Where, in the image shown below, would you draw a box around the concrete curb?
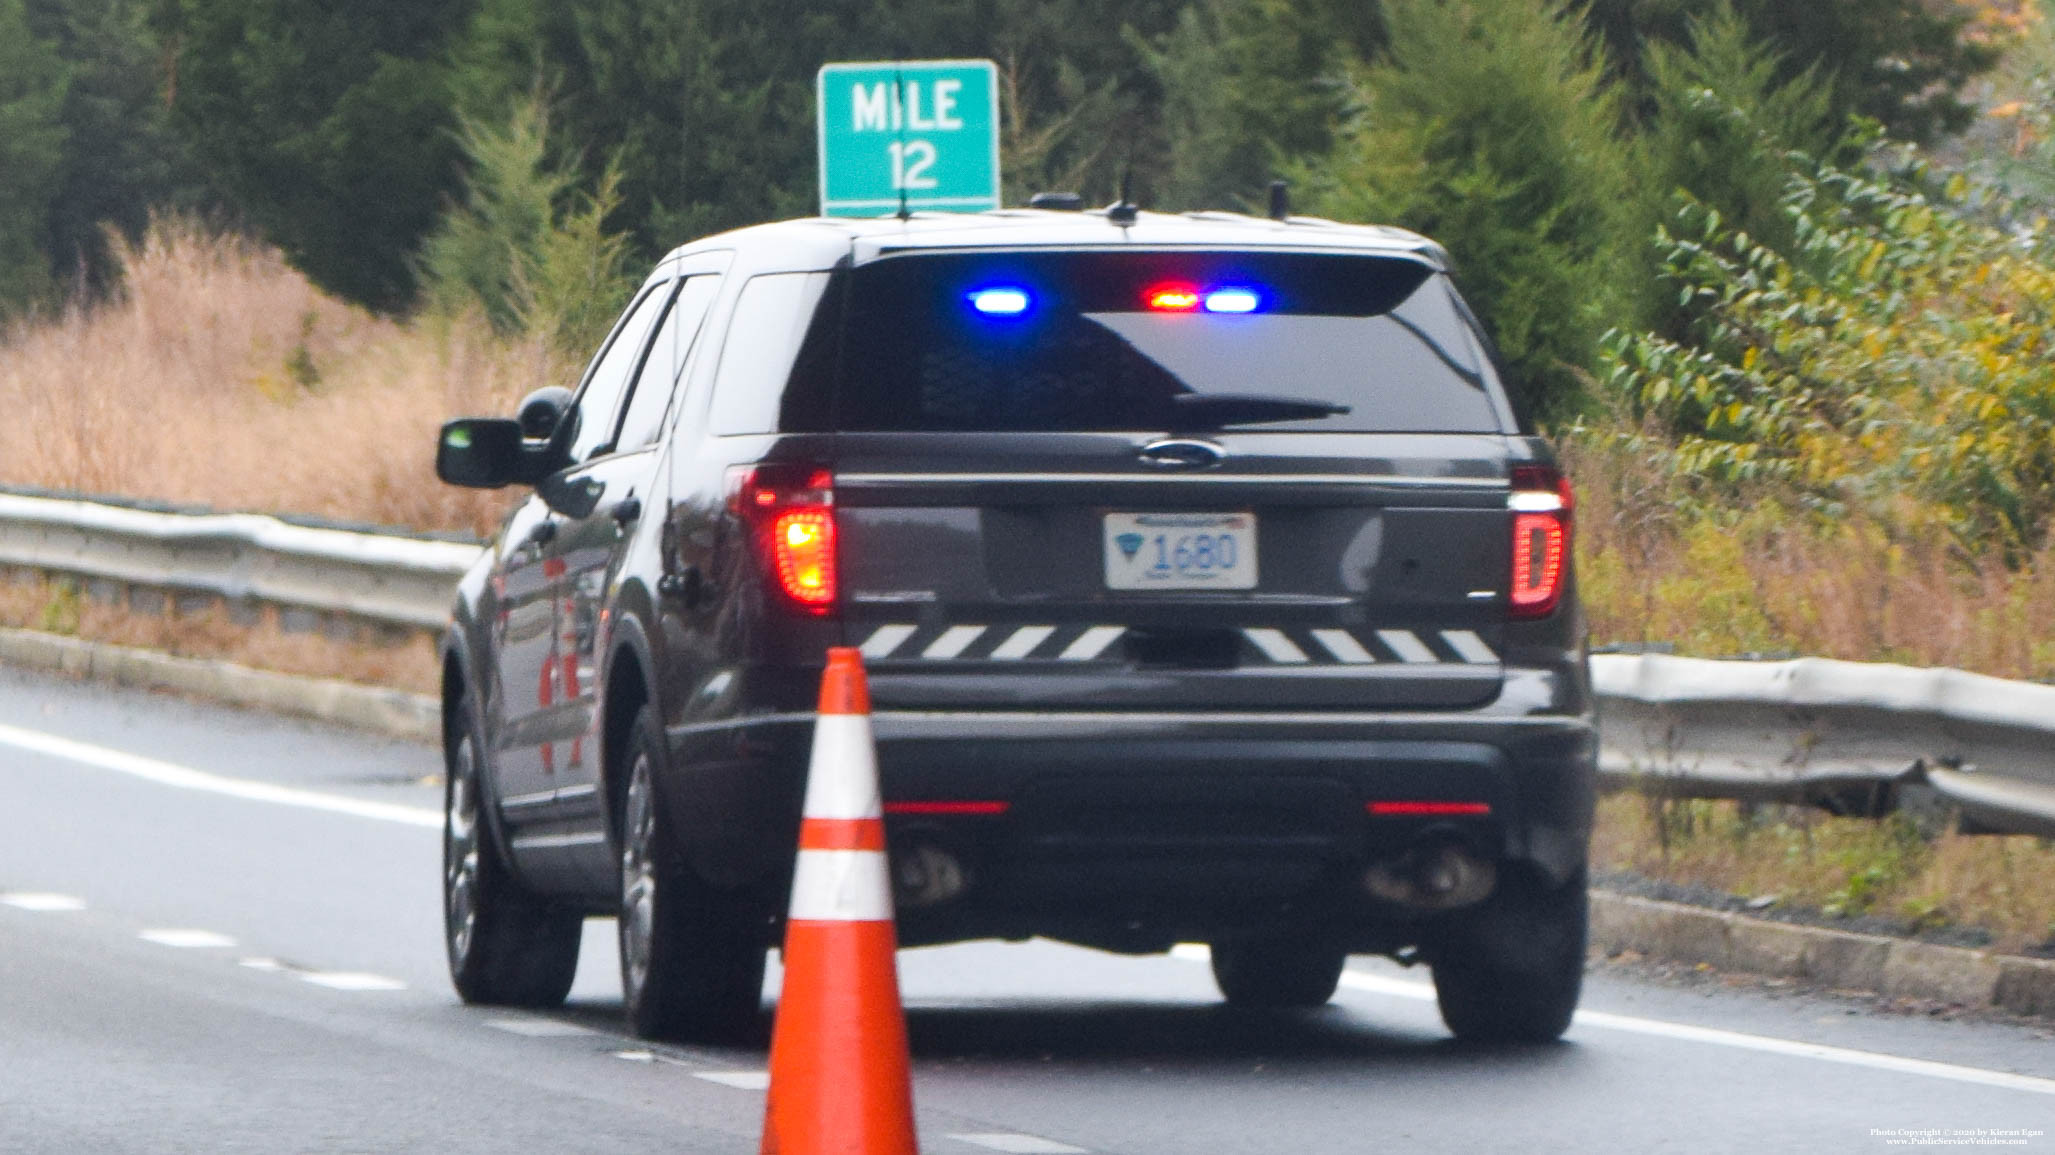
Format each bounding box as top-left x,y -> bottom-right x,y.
0,628 -> 438,744
1591,891 -> 2055,1021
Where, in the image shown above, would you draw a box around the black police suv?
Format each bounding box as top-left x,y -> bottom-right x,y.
434,207 -> 1596,1043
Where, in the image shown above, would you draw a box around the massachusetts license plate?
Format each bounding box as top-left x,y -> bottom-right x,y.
1103,512 -> 1257,590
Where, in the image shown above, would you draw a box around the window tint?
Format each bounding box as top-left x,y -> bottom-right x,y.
616,275 -> 721,450
824,252 -> 1507,434
708,273 -> 832,435
568,282 -> 672,462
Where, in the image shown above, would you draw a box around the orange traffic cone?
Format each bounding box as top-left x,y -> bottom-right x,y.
761,647 -> 918,1155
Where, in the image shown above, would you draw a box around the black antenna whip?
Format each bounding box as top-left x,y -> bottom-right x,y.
895,65 -> 911,221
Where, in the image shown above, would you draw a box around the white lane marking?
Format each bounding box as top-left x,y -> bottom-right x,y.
989,625 -> 1056,661
613,1050 -> 658,1063
301,971 -> 407,992
923,625 -> 988,660
1058,626 -> 1126,661
239,957 -> 286,972
486,1017 -> 596,1038
1330,970 -> 2055,1097
0,721 -> 441,829
1439,630 -> 1499,665
859,624 -> 918,659
1169,943 -> 1210,962
1376,630 -> 1439,664
139,929 -> 236,949
693,1070 -> 771,1091
1241,628 -> 1309,664
1310,629 -> 1376,665
949,1135 -> 1089,1154
1,892 -> 86,912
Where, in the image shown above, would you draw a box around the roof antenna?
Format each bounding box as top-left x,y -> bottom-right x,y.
895,66 -> 911,221
1268,180 -> 1290,222
1106,160 -> 1138,227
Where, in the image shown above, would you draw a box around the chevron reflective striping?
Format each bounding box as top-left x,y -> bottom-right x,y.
1376,630 -> 1439,664
858,624 -> 918,659
922,625 -> 987,659
1058,625 -> 1126,661
1440,630 -> 1499,665
1310,629 -> 1376,665
989,625 -> 1056,660
1241,628 -> 1309,664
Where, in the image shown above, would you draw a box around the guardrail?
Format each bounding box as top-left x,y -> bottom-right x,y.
2,491 -> 2050,836
1593,653 -> 2055,839
0,491 -> 484,632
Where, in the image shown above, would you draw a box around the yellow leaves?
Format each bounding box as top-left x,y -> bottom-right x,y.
1990,101 -> 2028,119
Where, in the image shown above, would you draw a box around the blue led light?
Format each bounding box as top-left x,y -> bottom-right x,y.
1203,287 -> 1262,314
969,287 -> 1032,316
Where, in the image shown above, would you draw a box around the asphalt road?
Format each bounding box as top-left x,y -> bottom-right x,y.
3,665 -> 2052,1154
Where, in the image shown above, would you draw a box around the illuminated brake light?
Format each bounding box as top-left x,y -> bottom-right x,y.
1368,801 -> 1492,817
726,464 -> 837,614
1509,465 -> 1573,619
1203,287 -> 1261,314
1146,285 -> 1201,311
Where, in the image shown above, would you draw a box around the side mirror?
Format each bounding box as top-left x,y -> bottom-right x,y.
435,419 -> 527,488
518,386 -> 576,441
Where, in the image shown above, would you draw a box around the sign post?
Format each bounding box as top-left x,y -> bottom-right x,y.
816,59 -> 1000,217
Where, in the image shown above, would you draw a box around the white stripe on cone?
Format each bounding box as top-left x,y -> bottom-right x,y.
801,715 -> 881,820
788,848 -> 894,922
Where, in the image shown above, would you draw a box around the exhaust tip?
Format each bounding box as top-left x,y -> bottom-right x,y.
891,841 -> 970,908
1364,841 -> 1496,911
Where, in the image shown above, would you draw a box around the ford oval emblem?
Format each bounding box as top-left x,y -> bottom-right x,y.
1137,438 -> 1227,470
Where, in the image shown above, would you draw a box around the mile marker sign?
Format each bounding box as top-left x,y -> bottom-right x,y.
817,60 -> 1000,216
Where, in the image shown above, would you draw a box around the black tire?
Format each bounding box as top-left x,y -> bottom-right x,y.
1429,867 -> 1588,1043
617,705 -> 767,1042
443,697 -> 582,1007
1210,938 -> 1348,1008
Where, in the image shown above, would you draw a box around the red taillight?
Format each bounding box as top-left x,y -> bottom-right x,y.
727,464 -> 837,614
1368,801 -> 1492,817
1509,464 -> 1572,620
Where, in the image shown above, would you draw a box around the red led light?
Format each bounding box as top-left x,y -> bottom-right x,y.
884,801 -> 1011,816
1368,801 -> 1493,817
1146,284 -> 1201,311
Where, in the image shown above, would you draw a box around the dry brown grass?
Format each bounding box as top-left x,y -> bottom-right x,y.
0,216 -> 558,538
1593,793 -> 2055,955
0,572 -> 439,696
1565,434 -> 2055,680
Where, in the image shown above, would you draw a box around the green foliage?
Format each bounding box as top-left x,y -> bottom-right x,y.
1141,0 -> 1377,212
166,0 -> 470,309
1586,0 -> 2001,142
0,0 -> 69,317
1307,0 -> 1633,420
26,0 -> 199,298
1633,2 -> 1839,307
418,93 -> 633,355
1601,158 -> 2055,553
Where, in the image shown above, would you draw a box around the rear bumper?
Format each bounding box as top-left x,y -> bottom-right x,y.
667,689 -> 1596,946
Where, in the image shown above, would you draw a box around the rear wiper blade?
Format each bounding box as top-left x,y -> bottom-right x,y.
1169,393 -> 1352,428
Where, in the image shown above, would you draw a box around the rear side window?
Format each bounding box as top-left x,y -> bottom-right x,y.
822,251 -> 1508,434
708,273 -> 832,435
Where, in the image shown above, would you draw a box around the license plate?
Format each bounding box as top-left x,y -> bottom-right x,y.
1103,512 -> 1257,590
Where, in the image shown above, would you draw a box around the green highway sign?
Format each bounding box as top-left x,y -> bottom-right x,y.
816,59 -> 1000,216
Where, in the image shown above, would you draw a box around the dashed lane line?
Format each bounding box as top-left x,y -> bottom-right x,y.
299,971 -> 408,992
0,892 -> 86,912
948,1135 -> 1090,1154
0,720 -> 441,829
693,1071 -> 771,1091
486,1017 -> 598,1038
139,929 -> 237,949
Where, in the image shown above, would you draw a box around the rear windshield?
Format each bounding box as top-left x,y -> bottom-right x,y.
794,250 -> 1508,435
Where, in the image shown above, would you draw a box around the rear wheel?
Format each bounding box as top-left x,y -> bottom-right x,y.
443,698 -> 581,1006
618,705 -> 767,1042
1429,867 -> 1587,1043
1210,938 -> 1348,1008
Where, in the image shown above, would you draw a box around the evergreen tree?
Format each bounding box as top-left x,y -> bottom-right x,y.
1308,0 -> 1632,420
0,0 -> 68,316
166,0 -> 472,309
